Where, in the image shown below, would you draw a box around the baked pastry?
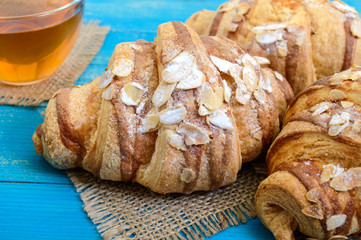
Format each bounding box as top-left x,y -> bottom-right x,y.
33,21 -> 292,194
186,0 -> 361,94
255,65 -> 361,239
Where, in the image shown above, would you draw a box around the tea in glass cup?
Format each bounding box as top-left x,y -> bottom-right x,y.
0,0 -> 84,85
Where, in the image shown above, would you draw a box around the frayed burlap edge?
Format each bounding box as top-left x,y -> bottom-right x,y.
67,164 -> 266,240
0,21 -> 110,106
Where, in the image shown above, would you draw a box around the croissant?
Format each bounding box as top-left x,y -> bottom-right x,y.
255,65 -> 361,239
32,21 -> 293,194
186,0 -> 361,94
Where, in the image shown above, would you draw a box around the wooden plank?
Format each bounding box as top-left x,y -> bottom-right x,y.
0,182 -> 100,239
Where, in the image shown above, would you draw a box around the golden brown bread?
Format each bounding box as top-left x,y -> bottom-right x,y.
255,65 -> 361,239
33,21 -> 292,194
186,0 -> 361,94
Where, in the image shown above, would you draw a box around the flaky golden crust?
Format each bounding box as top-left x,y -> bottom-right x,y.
255,66 -> 361,239
186,0 -> 361,94
33,21 -> 292,194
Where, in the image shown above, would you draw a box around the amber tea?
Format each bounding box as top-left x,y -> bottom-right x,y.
0,0 -> 83,85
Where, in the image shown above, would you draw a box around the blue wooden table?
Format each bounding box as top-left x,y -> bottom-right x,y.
1,0 -> 361,239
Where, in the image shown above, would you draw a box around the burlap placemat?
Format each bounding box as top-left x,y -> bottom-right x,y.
67,164 -> 267,240
0,21 -> 110,106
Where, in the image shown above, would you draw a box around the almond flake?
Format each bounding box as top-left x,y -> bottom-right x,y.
329,235 -> 348,240
306,188 -> 319,203
102,86 -> 112,100
162,52 -> 195,83
330,167 -> 361,191
229,64 -> 243,83
328,123 -> 350,136
254,56 -> 270,66
177,123 -> 210,146
112,59 -> 134,77
331,0 -> 358,16
120,82 -> 145,106
222,80 -> 232,102
159,104 -> 187,125
130,44 -> 141,51
98,69 -> 114,89
136,98 -> 149,115
255,30 -> 283,45
198,85 -> 223,111
277,41 -> 288,57
310,102 -> 332,116
176,68 -> 205,90
320,164 -> 337,184
241,53 -> 259,68
253,24 -> 287,31
210,55 -> 233,73
236,2 -> 250,15
341,101 -> 354,109
329,112 -> 350,126
152,82 -> 176,108
302,205 -> 323,220
350,71 -> 361,80
253,89 -> 267,104
329,89 -> 346,100
138,113 -> 160,133
351,20 -> 361,38
180,168 -> 196,183
166,130 -> 186,151
228,23 -> 238,32
198,105 -> 213,116
243,65 -> 258,92
274,71 -> 284,81
217,2 -> 235,12
260,75 -> 273,93
326,214 -> 347,231
253,130 -> 263,141
236,88 -> 252,105
208,110 -> 233,130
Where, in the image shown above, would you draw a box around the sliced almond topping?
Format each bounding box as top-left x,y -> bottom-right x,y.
112,59 -> 134,77
243,65 -> 258,92
320,164 -> 337,184
208,110 -> 233,130
254,56 -> 270,66
217,2 -> 235,12
260,75 -> 273,93
180,168 -> 196,183
329,235 -> 348,240
102,86 -> 112,100
176,68 -> 205,90
306,188 -> 319,203
329,89 -> 347,100
162,52 -> 195,83
236,88 -> 252,105
210,55 -> 233,73
330,167 -> 361,191
326,214 -> 347,231
328,123 -> 350,136
236,2 -> 250,15
350,71 -> 361,80
198,105 -> 213,116
166,130 -> 186,151
331,0 -> 358,16
277,41 -> 288,57
241,53 -> 259,68
152,82 -> 176,108
177,123 -> 210,146
229,63 -> 243,83
310,102 -> 332,116
136,98 -> 149,115
229,23 -> 239,32
198,84 -> 223,111
222,80 -> 232,103
253,130 -> 263,141
274,71 -> 284,81
159,104 -> 187,125
329,112 -> 350,126
120,82 -> 145,106
302,205 -> 323,220
98,69 -> 114,89
253,89 -> 267,104
255,30 -> 283,45
138,113 -> 160,133
130,44 -> 141,51
351,20 -> 361,38
253,24 -> 287,31
341,101 -> 354,109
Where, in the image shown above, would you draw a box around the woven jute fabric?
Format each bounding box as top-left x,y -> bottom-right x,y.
67,164 -> 266,240
0,21 -> 110,106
